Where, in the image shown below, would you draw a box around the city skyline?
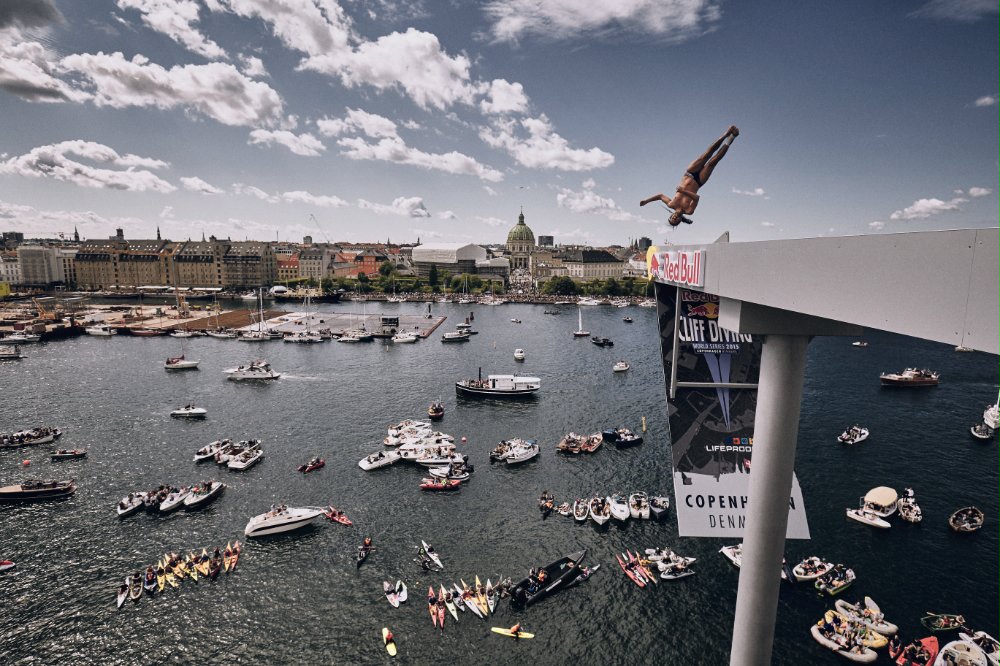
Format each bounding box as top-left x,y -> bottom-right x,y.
0,1 -> 997,246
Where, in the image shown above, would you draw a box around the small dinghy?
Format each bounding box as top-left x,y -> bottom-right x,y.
50,449 -> 87,461
513,348 -> 525,360
835,596 -> 899,635
970,423 -> 994,440
608,493 -> 630,521
792,556 -> 834,582
384,580 -> 400,608
428,401 -> 445,421
838,425 -> 869,445
846,507 -> 891,529
589,496 -> 611,525
612,360 -> 630,373
420,478 -> 461,491
128,574 -> 143,601
921,612 -> 967,632
889,634 -> 938,665
572,498 -> 589,522
297,457 -> 325,473
194,439 -> 232,462
815,565 -> 856,596
1,559 -> 16,572
629,491 -> 650,519
170,405 -> 207,418
649,495 -> 670,520
555,502 -> 572,517
183,481 -> 225,509
949,506 -> 984,533
811,615 -> 878,663
898,488 -> 924,523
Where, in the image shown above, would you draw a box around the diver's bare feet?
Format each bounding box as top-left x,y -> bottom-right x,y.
728,125 -> 740,137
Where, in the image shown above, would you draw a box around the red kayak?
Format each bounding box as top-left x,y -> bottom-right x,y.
616,553 -> 645,588
0,559 -> 14,572
428,586 -> 438,628
324,506 -> 353,525
420,478 -> 461,491
890,636 -> 939,665
297,458 -> 325,473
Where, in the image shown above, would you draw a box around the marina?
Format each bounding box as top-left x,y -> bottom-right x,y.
0,301 -> 996,664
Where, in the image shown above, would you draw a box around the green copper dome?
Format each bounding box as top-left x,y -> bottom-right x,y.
506,212 -> 535,244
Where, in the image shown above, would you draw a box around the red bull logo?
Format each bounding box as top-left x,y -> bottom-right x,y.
648,249 -> 704,287
686,302 -> 719,319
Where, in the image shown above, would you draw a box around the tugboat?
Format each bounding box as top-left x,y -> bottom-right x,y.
879,368 -> 939,387
590,336 -> 614,347
0,479 -> 77,502
428,401 -> 445,421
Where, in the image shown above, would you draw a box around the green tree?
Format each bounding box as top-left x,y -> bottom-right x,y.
428,264 -> 438,287
378,260 -> 394,277
605,278 -> 622,296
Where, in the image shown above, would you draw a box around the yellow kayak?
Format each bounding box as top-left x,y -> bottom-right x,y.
186,553 -> 199,581
382,628 -> 397,657
491,627 -> 534,639
156,566 -> 165,592
223,541 -> 233,572
475,575 -> 489,615
197,548 -> 211,576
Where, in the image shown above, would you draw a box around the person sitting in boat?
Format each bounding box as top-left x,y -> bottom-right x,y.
888,634 -> 901,657
363,537 -> 372,548
509,623 -> 523,639
537,569 -> 548,583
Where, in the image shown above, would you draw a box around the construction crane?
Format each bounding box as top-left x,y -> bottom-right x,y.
32,297 -> 62,320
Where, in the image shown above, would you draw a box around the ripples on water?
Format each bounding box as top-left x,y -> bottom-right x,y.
0,303 -> 996,665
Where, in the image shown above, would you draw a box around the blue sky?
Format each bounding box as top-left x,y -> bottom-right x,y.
0,0 -> 996,246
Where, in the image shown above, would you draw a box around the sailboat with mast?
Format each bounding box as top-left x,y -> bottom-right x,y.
238,288 -> 273,342
573,307 -> 590,337
284,291 -> 323,343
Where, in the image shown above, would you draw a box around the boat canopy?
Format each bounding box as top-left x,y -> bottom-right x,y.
864,486 -> 898,508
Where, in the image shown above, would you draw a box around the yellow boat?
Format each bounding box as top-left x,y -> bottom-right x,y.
196,548 -> 211,576
156,564 -> 165,592
475,575 -> 489,616
223,541 -> 233,572
185,554 -> 199,581
821,610 -> 888,649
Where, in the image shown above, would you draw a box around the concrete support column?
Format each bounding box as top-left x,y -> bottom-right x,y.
730,334 -> 810,666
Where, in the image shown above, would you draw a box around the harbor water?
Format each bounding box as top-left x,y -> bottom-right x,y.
1,302 -> 996,665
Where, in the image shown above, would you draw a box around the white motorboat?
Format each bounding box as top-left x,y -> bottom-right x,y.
391,332 -> 418,343
573,308 -> 590,337
720,543 -> 788,579
388,419 -> 431,436
629,491 -> 650,519
985,397 -> 999,430
860,486 -> 898,518
455,322 -> 472,330
205,328 -> 238,339
608,494 -> 630,521
513,348 -> 526,361
398,443 -> 457,461
358,450 -> 401,471
837,426 -> 869,444
158,487 -> 190,513
414,452 -> 464,467
244,506 -> 324,537
834,597 -> 899,635
283,331 -> 323,344
846,507 -> 891,528
577,297 -> 601,306
442,330 -> 471,342
85,324 -> 117,336
194,439 -> 233,462
646,548 -> 697,567
183,481 -> 225,509
649,495 -> 670,520
337,333 -> 362,343
852,341 -> 869,347
215,439 -> 259,464
240,291 -> 259,301
792,556 -> 834,582
935,640 -> 990,666
228,447 -> 264,470
427,465 -> 471,481
164,355 -> 200,370
637,299 -> 656,308
971,423 -> 994,440
224,360 -> 281,380
3,332 -> 40,343
958,632 -> 999,666
613,360 -> 630,373
238,330 -> 271,342
171,405 -> 207,418
116,492 -> 147,518
589,496 -> 611,525
170,330 -> 199,338
505,441 -> 539,465
456,372 -> 540,398
898,489 -> 924,523
0,345 -> 24,360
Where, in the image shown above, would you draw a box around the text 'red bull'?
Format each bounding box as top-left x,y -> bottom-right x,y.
654,250 -> 704,287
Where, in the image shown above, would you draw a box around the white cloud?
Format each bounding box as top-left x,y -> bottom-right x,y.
968,187 -> 992,197
214,0 -> 353,62
0,29 -> 89,102
480,114 -> 614,171
0,198 -> 144,237
733,186 -> 767,197
760,221 -> 776,228
238,54 -> 268,78
232,182 -> 279,203
556,179 -> 642,222
974,95 -> 996,107
483,185 -> 498,196
58,51 -> 284,128
180,175 -> 223,194
116,0 -> 227,60
281,190 -> 348,207
868,221 -> 885,230
480,78 -> 528,115
475,216 -> 507,227
484,0 -> 722,43
911,0 -> 997,22
889,196 -> 967,220
159,205 -> 174,219
437,210 -> 457,220
317,107 -> 399,139
248,129 -> 325,156
358,196 -> 430,217
338,135 -> 504,182
411,227 -> 443,239
0,140 -> 175,192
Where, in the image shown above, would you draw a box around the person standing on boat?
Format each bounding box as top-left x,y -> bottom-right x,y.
640,125 -> 740,226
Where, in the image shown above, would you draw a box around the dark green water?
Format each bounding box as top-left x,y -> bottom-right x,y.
0,302 -> 996,664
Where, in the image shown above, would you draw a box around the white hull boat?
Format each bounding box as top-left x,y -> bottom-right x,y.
834,597 -> 898,635
958,632 -> 999,666
935,640 -> 989,666
165,356 -> 199,370
184,481 -> 225,509
629,492 -> 650,519
391,333 -> 418,343
224,362 -> 281,380
117,492 -> 147,517
513,348 -> 526,361
589,497 -> 611,525
86,325 -> 117,336
609,494 -> 630,521
846,508 -> 891,528
505,442 -> 539,464
572,499 -> 589,522
159,488 -> 190,513
228,449 -> 264,470
792,556 -> 834,582
171,406 -> 207,418
613,361 -> 630,373
721,544 -> 788,579
244,506 -> 323,537
415,453 -> 464,467
837,426 -> 869,444
194,439 -> 233,462
358,450 -> 401,470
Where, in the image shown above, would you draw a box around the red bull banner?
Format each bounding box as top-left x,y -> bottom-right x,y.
647,248 -> 704,287
655,279 -> 810,538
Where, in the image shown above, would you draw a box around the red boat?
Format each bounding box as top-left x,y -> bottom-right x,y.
323,506 -> 352,525
879,368 -> 940,387
890,635 -> 938,665
615,553 -> 646,588
297,458 -> 325,473
420,478 -> 461,491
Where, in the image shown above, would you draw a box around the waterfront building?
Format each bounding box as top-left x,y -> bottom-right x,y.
411,243 -> 487,278
299,245 -> 338,281
277,253 -> 300,283
172,239 -> 229,287
56,247 -> 78,288
475,256 -> 511,282
16,244 -> 63,287
222,241 -> 277,289
115,238 -> 170,288
0,251 -> 21,286
505,211 -> 535,271
560,249 -> 626,281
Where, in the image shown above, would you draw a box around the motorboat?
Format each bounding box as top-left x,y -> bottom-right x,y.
814,565 -> 856,596
183,481 -> 225,509
629,491 -> 650,519
244,505 -> 324,537
388,419 -> 431,437
358,450 -> 401,470
116,492 -> 146,517
205,328 -> 238,339
623,316 -> 633,323
984,398 -> 999,430
837,425 -> 869,444
949,506 -> 984,533
456,371 -> 540,398
591,336 -> 614,347
283,331 -> 323,344
194,439 -> 233,462
223,360 -> 281,381
846,507 -> 891,528
577,297 -> 601,306
158,487 -> 190,513
0,345 -> 24,360
834,597 -> 899,635
608,494 -> 630,521
228,447 -> 264,470
427,465 -> 471,482
649,495 -> 670,520
612,360 -> 630,372
441,330 -> 471,343
510,549 -> 587,606
489,438 -> 528,462
602,427 -> 643,448
50,449 -> 87,461
170,405 -> 207,418
392,332 -> 418,343
85,324 -> 117,336
637,299 -> 656,308
971,423 -> 994,440
170,329 -> 201,338
505,440 -> 539,465
1,426 -> 61,448
852,341 -> 869,347
297,457 -> 325,473
890,636 -> 939,665
513,348 -> 526,361
935,640 -> 990,666
958,632 -> 998,666
860,486 -> 898,518
215,439 -> 260,464
3,332 -> 40,343
164,355 -> 200,370
879,368 -> 940,387
792,556 -> 834,582
898,488 -> 923,523
720,544 -> 789,580
414,452 -> 464,467
589,496 -> 611,525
